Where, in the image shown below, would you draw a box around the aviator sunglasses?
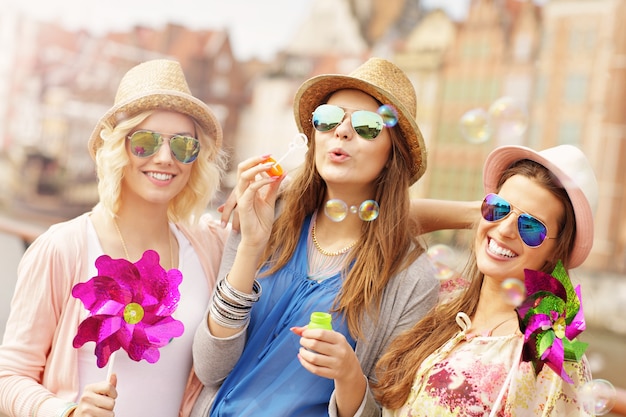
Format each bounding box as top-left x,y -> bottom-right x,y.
127,130 -> 201,164
312,104 -> 386,140
481,193 -> 556,247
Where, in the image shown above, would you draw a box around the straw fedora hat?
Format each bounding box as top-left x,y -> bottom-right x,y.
483,144 -> 598,269
293,57 -> 427,184
88,59 -> 222,160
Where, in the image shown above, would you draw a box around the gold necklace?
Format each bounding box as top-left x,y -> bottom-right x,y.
311,217 -> 358,257
113,218 -> 175,270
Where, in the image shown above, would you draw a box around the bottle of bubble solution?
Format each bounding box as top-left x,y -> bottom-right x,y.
308,312 -> 333,330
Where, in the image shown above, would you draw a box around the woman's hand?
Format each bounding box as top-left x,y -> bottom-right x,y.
72,374 -> 118,416
218,189 -> 239,230
291,326 -> 367,416
231,155 -> 285,248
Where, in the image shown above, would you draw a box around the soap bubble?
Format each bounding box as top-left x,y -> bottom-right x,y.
324,199 -> 348,222
432,261 -> 456,280
501,278 -> 526,307
579,379 -> 616,415
459,108 -> 491,144
378,105 -> 398,127
358,200 -> 380,221
427,244 -> 455,265
488,97 -> 528,142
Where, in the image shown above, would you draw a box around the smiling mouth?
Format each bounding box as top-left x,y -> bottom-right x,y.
147,172 -> 173,181
488,237 -> 517,258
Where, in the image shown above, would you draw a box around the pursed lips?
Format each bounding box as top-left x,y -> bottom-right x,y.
328,147 -> 350,162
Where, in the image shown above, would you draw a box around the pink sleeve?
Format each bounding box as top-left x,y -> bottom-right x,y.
0,217 -> 86,417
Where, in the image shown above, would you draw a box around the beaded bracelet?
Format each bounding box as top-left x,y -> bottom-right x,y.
209,302 -> 250,328
208,275 -> 262,328
220,276 -> 262,305
212,290 -> 251,319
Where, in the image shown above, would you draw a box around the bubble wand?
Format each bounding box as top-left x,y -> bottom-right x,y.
265,133 -> 308,177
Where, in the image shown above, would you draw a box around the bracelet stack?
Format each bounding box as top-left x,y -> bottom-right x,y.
210,275 -> 262,328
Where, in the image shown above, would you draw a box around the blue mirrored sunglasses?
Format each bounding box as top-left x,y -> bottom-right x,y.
481,193 -> 556,247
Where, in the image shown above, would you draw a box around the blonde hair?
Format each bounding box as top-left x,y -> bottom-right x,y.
94,110 -> 227,224
260,120 -> 424,339
373,159 -> 577,409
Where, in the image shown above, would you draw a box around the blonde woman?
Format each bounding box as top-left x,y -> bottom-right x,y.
0,60 -> 228,417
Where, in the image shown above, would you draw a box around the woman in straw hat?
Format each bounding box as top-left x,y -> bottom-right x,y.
0,59 -> 228,416
190,57 -> 445,417
373,144 -> 598,416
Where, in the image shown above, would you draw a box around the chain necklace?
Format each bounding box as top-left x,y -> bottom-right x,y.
311,215 -> 358,257
113,217 -> 174,270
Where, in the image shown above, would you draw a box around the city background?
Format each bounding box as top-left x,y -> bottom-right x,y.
1,0 -> 625,415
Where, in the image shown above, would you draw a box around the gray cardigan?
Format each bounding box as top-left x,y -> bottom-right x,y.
190,231 -> 439,417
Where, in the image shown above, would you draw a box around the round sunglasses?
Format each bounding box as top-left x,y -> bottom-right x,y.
127,130 -> 201,164
481,193 -> 556,247
312,104 -> 384,140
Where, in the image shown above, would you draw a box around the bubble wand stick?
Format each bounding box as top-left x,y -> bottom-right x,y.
265,133 -> 308,177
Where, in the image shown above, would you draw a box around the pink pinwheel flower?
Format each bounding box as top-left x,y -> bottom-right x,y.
515,260 -> 587,383
72,250 -> 184,368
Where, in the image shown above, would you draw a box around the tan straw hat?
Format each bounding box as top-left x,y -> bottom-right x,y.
483,144 -> 598,269
88,59 -> 222,160
293,57 -> 427,184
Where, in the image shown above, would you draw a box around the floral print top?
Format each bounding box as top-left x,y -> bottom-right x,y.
384,313 -> 593,417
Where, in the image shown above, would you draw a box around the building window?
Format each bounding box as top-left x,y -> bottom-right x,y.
534,75 -> 547,101
557,122 -> 581,145
430,164 -> 482,201
569,29 -> 596,53
564,74 -> 588,103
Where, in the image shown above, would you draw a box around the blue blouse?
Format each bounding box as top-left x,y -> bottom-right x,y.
210,216 -> 356,416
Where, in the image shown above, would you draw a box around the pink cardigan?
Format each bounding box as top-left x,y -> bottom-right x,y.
0,212 -> 227,417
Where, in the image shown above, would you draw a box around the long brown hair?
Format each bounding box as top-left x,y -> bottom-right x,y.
259,118 -> 423,339
373,159 -> 577,409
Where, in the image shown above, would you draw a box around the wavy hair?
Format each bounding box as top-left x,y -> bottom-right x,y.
94,110 -> 227,225
259,114 -> 424,339
373,159 -> 577,410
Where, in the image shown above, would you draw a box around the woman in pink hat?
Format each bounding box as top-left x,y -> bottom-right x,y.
0,59 -> 229,417
372,144 -> 599,416
188,57 -> 475,417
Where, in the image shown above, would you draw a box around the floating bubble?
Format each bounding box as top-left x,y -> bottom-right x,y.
324,199 -> 348,222
427,244 -> 455,265
378,105 -> 399,127
501,278 -> 526,307
488,97 -> 528,142
433,261 -> 456,280
358,200 -> 380,221
459,108 -> 491,144
579,379 -> 616,415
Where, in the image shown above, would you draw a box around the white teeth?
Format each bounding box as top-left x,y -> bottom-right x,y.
147,172 -> 173,181
488,239 -> 516,258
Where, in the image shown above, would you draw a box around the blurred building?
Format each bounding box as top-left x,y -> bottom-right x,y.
0,15 -> 247,221
377,0 -> 626,273
1,0 -> 625,274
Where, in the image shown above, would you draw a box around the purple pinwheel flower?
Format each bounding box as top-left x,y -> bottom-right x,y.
515,260 -> 588,383
72,250 -> 184,368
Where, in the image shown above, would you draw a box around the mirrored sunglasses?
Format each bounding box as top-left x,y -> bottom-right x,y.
481,193 -> 555,247
127,130 -> 200,164
312,104 -> 384,140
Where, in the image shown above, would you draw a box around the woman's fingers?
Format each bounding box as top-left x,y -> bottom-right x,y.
74,377 -> 117,416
